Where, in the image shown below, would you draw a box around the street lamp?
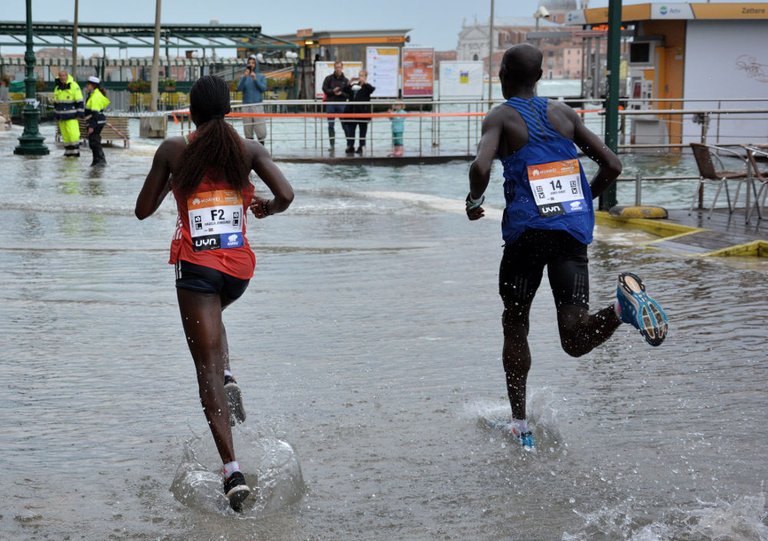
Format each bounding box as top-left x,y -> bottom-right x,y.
533,5 -> 551,31
14,0 -> 49,156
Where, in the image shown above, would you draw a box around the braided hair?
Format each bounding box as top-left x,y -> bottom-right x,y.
172,75 -> 250,194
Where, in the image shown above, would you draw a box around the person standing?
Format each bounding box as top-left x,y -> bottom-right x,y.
83,76 -> 110,167
345,69 -> 375,154
322,60 -> 350,152
53,70 -> 84,157
466,44 -> 668,451
237,54 -> 268,145
387,102 -> 406,157
135,75 -> 294,512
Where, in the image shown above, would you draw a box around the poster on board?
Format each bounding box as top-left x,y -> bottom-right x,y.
402,48 -> 434,98
314,61 -> 363,99
366,47 -> 400,98
438,61 -> 484,98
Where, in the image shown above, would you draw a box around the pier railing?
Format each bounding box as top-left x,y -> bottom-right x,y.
155,97 -> 768,159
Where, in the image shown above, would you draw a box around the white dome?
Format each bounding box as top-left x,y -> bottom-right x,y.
539,0 -> 578,11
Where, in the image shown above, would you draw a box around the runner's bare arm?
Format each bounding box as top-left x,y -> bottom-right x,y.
565,106 -> 622,199
469,110 -> 504,200
467,109 -> 505,220
135,139 -> 176,219
249,141 -> 294,218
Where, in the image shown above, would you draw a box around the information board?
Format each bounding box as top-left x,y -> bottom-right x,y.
314,61 -> 363,99
438,61 -> 484,98
366,47 -> 400,98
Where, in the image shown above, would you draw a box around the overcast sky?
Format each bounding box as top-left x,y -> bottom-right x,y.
1,0 -> 753,52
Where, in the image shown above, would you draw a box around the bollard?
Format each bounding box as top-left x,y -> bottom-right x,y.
139,116 -> 167,138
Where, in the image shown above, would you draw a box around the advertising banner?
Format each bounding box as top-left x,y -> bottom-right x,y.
366,47 -> 400,98
402,48 -> 434,98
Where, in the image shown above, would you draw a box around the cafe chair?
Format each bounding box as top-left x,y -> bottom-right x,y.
744,146 -> 768,223
689,143 -> 750,219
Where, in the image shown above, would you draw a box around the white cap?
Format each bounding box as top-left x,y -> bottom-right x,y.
249,54 -> 258,60
88,76 -> 100,84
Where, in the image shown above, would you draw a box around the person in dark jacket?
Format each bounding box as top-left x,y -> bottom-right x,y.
345,70 -> 375,154
321,61 -> 349,152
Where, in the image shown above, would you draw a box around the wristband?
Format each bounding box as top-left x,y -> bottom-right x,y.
465,193 -> 485,211
265,200 -> 274,216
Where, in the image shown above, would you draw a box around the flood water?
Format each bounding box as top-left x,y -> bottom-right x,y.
1,123 -> 767,540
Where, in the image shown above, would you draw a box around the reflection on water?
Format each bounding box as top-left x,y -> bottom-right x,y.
0,127 -> 766,540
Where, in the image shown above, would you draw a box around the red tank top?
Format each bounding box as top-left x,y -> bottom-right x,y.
169,174 -> 256,280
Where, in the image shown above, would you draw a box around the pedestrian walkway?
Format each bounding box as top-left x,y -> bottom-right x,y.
598,208 -> 767,257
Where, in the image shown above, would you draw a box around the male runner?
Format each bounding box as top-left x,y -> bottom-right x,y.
466,44 -> 668,450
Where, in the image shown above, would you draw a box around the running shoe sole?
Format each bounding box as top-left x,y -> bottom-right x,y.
617,272 -> 669,347
225,484 -> 251,512
511,428 -> 536,452
224,381 -> 246,425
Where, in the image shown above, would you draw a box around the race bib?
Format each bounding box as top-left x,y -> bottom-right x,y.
187,190 -> 244,252
527,159 -> 587,218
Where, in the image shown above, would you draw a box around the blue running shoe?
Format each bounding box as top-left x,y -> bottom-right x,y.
617,272 -> 669,347
511,426 -> 536,451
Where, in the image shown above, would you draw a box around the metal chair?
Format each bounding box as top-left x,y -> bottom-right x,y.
689,143 -> 751,219
744,146 -> 768,223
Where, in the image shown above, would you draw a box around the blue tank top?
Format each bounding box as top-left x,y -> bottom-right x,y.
499,96 -> 594,245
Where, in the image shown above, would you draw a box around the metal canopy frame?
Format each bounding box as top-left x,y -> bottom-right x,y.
0,21 -> 299,51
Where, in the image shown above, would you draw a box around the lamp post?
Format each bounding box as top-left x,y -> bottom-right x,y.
599,0 -> 621,210
150,0 -> 162,112
532,6 -> 550,45
14,0 -> 49,156
487,0 -> 494,107
72,0 -> 78,79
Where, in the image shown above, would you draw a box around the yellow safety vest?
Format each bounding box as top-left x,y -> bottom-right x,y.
53,75 -> 84,121
86,88 -> 110,112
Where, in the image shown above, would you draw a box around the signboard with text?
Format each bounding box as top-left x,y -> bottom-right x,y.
314,61 -> 363,99
402,48 -> 434,98
366,46 -> 400,98
438,61 -> 484,98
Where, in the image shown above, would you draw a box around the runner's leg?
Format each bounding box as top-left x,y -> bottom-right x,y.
499,232 -> 545,421
547,234 -> 621,357
501,299 -> 535,420
177,288 -> 235,464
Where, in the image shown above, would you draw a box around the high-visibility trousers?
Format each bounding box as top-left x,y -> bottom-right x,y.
59,118 -> 81,144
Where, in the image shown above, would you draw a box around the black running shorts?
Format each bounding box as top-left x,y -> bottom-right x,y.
175,260 -> 250,303
499,229 -> 590,309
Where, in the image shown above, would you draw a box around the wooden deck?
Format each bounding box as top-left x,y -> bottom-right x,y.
597,207 -> 768,257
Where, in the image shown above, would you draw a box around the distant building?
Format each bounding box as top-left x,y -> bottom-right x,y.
275,28 -> 411,63
457,16 -> 584,79
457,1 -> 588,80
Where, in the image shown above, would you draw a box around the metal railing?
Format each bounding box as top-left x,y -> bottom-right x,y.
169,97 -> 768,158
169,98 -> 490,159
7,93 -> 767,156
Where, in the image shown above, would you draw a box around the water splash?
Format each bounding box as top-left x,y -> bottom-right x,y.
563,492 -> 768,540
170,430 -> 305,517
